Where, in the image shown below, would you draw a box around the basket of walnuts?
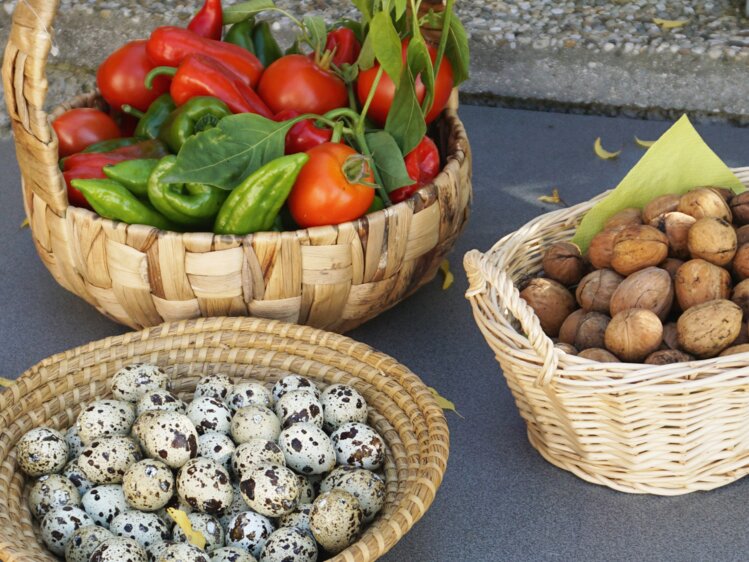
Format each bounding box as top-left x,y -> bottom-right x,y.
464,168 -> 749,495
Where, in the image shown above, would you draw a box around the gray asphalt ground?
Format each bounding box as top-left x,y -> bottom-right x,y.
6,105 -> 749,561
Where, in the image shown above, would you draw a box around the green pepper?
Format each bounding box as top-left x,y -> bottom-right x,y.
70,178 -> 177,230
81,137 -> 142,153
159,96 -> 232,153
214,153 -> 309,235
251,21 -> 282,67
148,155 -> 228,228
122,95 -> 177,140
103,159 -> 160,198
224,20 -> 256,53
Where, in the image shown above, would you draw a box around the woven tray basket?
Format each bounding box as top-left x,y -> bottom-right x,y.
0,316 -> 449,562
2,1 -> 472,333
463,168 -> 749,495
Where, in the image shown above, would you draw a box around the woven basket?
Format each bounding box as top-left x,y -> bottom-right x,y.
463,168 -> 749,495
2,1 -> 472,332
0,316 -> 449,562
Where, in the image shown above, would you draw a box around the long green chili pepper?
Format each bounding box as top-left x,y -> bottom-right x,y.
103,159 -> 160,198
251,21 -> 283,67
70,178 -> 177,230
224,19 -> 256,53
123,95 -> 177,140
81,137 -> 142,153
159,96 -> 232,153
214,153 -> 309,235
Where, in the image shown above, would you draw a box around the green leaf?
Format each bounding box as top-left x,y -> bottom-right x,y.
370,11 -> 403,87
384,65 -> 426,155
393,0 -> 407,20
357,33 -> 376,70
365,131 -> 413,193
163,114 -> 292,190
303,15 -> 328,55
434,0 -> 454,76
407,36 -> 435,119
445,16 -> 470,85
223,0 -> 275,24
352,0 -> 374,22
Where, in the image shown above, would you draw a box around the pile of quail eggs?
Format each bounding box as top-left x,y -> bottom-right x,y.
18,364 -> 388,562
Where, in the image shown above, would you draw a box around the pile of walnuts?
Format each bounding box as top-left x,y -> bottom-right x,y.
520,187 -> 749,364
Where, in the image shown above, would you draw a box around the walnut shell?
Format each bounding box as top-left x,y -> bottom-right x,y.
576,269 -> 624,314
644,350 -> 694,365
732,279 -> 749,318
687,217 -> 737,266
554,342 -> 578,355
719,343 -> 749,357
674,259 -> 732,311
733,243 -> 749,281
676,299 -> 742,358
730,192 -> 749,225
578,348 -> 620,362
737,225 -> 749,247
520,278 -> 577,338
662,322 -> 680,350
609,267 -> 673,321
587,228 -> 623,270
678,188 -> 732,221
604,208 -> 643,230
604,309 -> 663,362
649,212 -> 695,260
573,312 -> 610,351
731,323 -> 749,346
542,242 -> 585,286
642,194 -> 680,224
709,187 -> 735,203
611,225 -> 669,276
558,309 -> 586,345
660,258 -> 684,280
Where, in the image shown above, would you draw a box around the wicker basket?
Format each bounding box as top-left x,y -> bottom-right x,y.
2,1 -> 472,332
0,316 -> 449,562
463,168 -> 749,496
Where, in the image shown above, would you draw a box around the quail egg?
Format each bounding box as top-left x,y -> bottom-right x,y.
82,484 -> 130,528
240,462 -> 299,517
198,431 -> 236,471
309,489 -> 363,554
320,466 -> 385,522
89,536 -> 148,562
278,423 -> 336,475
64,524 -> 115,562
218,481 -> 248,531
330,422 -> 385,470
157,542 -> 212,562
186,397 -> 232,435
272,375 -> 320,402
225,511 -> 275,558
231,405 -> 281,444
66,425 -> 85,460
212,546 -> 258,562
110,510 -> 171,548
40,505 -> 94,555
76,400 -> 136,445
231,439 -> 285,480
172,512 -> 224,552
194,374 -> 234,402
16,426 -> 69,477
123,459 -> 175,511
131,410 -> 161,450
137,389 -> 187,416
176,457 -> 233,513
63,459 -> 94,496
277,504 -> 312,536
141,412 -> 199,469
145,540 -> 176,562
275,390 -> 324,429
320,384 -> 368,432
226,382 -> 273,413
295,474 -> 316,505
112,363 -> 169,403
28,473 -> 81,519
79,436 -> 142,484
260,527 -> 317,562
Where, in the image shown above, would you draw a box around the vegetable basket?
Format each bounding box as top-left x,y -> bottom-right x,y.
0,316 -> 449,562
2,0 -> 472,332
464,168 -> 749,495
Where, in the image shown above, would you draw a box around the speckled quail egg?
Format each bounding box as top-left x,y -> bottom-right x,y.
79,436 -> 142,484
226,382 -> 273,413
309,489 -> 363,554
225,511 -> 275,557
123,459 -> 175,511
277,504 -> 312,536
198,431 -> 235,471
110,510 -> 171,548
40,505 -> 94,555
64,524 -> 115,562
76,400 -> 136,445
131,410 -> 161,450
90,536 -> 148,562
218,481 -> 248,531
16,426 -> 69,477
278,423 -> 336,475
231,405 -> 281,444
320,384 -> 368,432
141,412 -> 199,469
82,484 -> 130,528
212,546 -> 258,562
176,457 -> 233,513
157,542 -> 212,562
231,439 -> 286,480
172,512 -> 224,552
137,390 -> 187,416
239,462 -> 299,517
194,374 -> 234,402
112,363 -> 169,403
330,422 -> 385,470
272,375 -> 320,402
63,459 -> 94,496
275,390 -> 324,429
295,474 -> 316,505
146,540 -> 176,562
28,473 -> 81,519
66,425 -> 85,461
260,527 -> 318,562
187,397 -> 232,435
320,466 -> 385,522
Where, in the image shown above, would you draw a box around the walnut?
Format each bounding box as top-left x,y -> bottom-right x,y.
649,212 -> 695,260
660,258 -> 684,280
677,187 -> 732,221
578,348 -> 620,362
737,225 -> 749,247
719,343 -> 749,357
642,194 -> 680,224
604,208 -> 642,230
687,217 -> 737,266
609,266 -> 673,321
558,309 -> 586,345
611,225 -> 669,276
662,322 -> 680,350
587,228 -> 623,270
644,350 -> 694,365
520,278 -> 577,338
674,259 -> 732,311
676,299 -> 743,358
573,312 -> 611,351
604,309 -> 663,362
733,243 -> 749,281
542,242 -> 585,286
554,342 -> 578,355
576,269 -> 624,314
731,279 -> 749,317
730,192 -> 749,225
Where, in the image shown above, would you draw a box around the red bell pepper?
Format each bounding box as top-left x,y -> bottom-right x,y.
187,0 -> 223,41
325,28 -> 361,67
389,136 -> 440,204
275,110 -> 332,155
146,26 -> 263,88
145,54 -> 273,117
63,167 -> 104,209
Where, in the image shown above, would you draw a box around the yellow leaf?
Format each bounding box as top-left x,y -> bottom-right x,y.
538,188 -> 565,205
594,137 -> 621,160
0,378 -> 14,387
634,136 -> 656,148
167,508 -> 206,550
439,259 -> 454,290
652,18 -> 689,29
19,218 -> 29,229
429,387 -> 463,418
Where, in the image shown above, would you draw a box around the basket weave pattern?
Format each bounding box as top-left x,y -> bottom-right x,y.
0,317 -> 449,562
464,169 -> 749,495
2,1 -> 472,332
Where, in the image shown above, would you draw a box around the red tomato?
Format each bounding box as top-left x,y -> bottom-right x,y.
258,55 -> 348,115
52,108 -> 121,158
390,135 -> 441,204
288,143 -> 375,228
97,40 -> 171,112
357,40 -> 454,126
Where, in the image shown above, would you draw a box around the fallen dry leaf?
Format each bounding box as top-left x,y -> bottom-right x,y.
594,137 -> 621,160
538,188 -> 567,206
652,18 -> 689,30
439,259 -> 454,290
167,508 -> 206,550
429,387 -> 463,418
635,136 -> 656,148
20,218 -> 29,229
0,378 -> 14,387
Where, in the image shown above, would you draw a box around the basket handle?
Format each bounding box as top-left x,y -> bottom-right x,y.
464,249 -> 560,387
